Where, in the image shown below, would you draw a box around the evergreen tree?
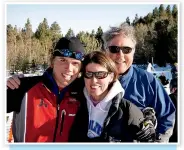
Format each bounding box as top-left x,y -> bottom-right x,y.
7,24 -> 17,71
50,21 -> 62,46
144,13 -> 153,24
35,18 -> 50,40
6,5 -> 178,70
65,28 -> 75,38
159,4 -> 164,16
95,26 -> 103,49
133,14 -> 139,25
158,4 -> 167,19
154,20 -> 170,66
152,7 -> 159,19
172,4 -> 178,19
24,18 -> 33,39
167,23 -> 177,63
134,23 -> 152,63
91,29 -> 95,37
21,18 -> 33,63
166,5 -> 172,18
35,18 -> 52,65
77,31 -> 101,53
126,17 -> 130,25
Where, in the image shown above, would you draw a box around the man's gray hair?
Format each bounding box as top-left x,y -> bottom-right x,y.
102,22 -> 137,50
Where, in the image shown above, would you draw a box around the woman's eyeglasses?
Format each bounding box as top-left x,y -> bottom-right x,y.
84,71 -> 111,79
108,46 -> 133,54
54,49 -> 84,61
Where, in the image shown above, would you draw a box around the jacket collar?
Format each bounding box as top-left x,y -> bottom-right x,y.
119,65 -> 133,81
42,68 -> 70,104
84,80 -> 124,112
103,92 -> 123,125
118,65 -> 134,89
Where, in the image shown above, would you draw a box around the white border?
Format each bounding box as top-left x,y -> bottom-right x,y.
2,0 -> 9,149
4,2 -> 7,146
178,1 -> 180,147
4,1 -> 181,4
4,1 -> 180,147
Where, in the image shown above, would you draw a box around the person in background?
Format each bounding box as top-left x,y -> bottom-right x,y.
171,63 -> 178,79
158,73 -> 170,94
102,22 -> 176,142
69,51 -> 156,142
7,37 -> 85,142
169,77 -> 178,142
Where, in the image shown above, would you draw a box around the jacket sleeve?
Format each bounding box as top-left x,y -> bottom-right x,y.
147,77 -> 176,142
7,76 -> 42,113
121,99 -> 144,140
127,101 -> 144,127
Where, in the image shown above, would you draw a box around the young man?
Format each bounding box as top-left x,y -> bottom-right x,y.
7,37 -> 85,142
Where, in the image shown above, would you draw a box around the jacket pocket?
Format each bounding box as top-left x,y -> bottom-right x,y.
57,99 -> 80,141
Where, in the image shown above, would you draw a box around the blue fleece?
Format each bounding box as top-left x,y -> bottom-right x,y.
119,65 -> 176,134
43,69 -> 69,104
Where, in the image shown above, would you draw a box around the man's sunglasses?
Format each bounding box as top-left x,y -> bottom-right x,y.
108,46 -> 133,54
54,49 -> 84,61
84,71 -> 111,79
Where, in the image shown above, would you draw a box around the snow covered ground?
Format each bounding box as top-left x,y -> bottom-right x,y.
6,112 -> 13,143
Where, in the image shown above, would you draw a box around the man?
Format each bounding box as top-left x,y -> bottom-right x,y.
102,23 -> 176,142
7,37 -> 85,142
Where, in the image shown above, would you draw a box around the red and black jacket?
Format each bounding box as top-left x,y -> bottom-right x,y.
7,68 -> 83,142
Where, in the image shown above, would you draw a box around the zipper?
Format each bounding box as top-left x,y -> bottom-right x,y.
60,109 -> 66,135
53,103 -> 60,142
52,88 -> 68,142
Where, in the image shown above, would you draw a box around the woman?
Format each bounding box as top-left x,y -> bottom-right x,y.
69,51 -> 156,142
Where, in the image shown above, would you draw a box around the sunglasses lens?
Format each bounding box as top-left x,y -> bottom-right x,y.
84,72 -> 93,79
96,72 -> 108,79
84,72 -> 109,79
122,47 -> 132,54
108,46 -> 120,53
108,46 -> 133,54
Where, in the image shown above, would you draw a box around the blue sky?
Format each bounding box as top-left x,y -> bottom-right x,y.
7,4 -> 174,35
